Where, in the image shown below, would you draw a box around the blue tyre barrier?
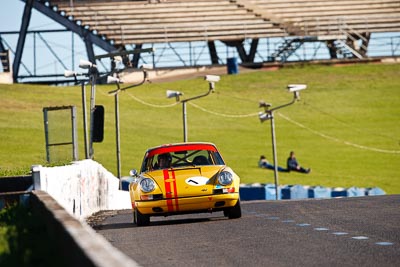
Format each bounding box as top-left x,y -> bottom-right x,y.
120,176 -> 135,191
265,184 -> 281,200
347,186 -> 366,197
308,186 -> 332,199
239,184 -> 266,200
331,187 -> 348,198
281,185 -> 309,200
366,187 -> 386,196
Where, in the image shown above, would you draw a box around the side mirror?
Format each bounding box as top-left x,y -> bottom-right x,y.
130,169 -> 138,177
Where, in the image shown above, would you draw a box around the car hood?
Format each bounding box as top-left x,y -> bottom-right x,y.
145,166 -> 224,198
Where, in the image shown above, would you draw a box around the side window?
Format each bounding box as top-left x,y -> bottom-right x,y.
141,156 -> 155,172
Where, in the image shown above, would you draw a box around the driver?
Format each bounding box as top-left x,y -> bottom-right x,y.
157,153 -> 172,169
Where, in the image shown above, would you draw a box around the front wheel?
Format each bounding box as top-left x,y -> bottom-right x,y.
133,208 -> 150,226
224,200 -> 242,219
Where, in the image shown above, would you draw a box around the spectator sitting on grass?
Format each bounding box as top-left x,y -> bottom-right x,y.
287,151 -> 311,174
258,155 -> 289,172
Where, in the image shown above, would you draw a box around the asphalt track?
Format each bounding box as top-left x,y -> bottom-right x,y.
93,195 -> 400,267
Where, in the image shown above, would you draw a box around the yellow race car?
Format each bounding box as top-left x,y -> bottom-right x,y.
129,142 -> 241,226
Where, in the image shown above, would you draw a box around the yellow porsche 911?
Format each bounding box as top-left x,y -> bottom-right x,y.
129,142 -> 241,226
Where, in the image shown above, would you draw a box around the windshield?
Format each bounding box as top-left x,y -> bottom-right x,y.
141,145 -> 225,172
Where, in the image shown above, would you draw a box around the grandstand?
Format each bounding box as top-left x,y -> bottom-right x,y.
1,0 -> 400,83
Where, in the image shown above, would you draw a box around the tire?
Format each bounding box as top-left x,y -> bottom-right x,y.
224,200 -> 242,219
133,208 -> 150,226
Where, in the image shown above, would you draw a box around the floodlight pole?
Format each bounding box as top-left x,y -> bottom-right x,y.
81,81 -> 89,159
88,66 -> 98,159
260,94 -> 298,200
108,70 -> 149,179
113,83 -> 122,179
182,101 -> 188,142
68,71 -> 89,159
179,82 -> 215,142
269,111 -> 279,200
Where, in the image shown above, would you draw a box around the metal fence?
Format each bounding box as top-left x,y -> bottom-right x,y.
43,105 -> 78,163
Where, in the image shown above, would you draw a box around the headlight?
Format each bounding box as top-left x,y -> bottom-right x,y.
218,171 -> 233,186
140,178 -> 155,193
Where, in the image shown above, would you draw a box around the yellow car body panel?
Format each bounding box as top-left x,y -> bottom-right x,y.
129,165 -> 240,214
129,142 -> 241,225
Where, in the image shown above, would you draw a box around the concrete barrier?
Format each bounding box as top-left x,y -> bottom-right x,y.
30,190 -> 139,267
32,160 -> 131,220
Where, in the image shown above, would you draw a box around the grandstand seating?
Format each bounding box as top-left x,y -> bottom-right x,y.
241,0 -> 400,36
49,0 -> 400,47
50,0 -> 287,45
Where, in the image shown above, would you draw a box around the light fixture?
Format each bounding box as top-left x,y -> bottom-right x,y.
259,100 -> 272,109
259,111 -> 272,122
288,84 -> 307,100
166,90 -> 183,101
204,74 -> 220,90
205,75 -> 220,83
79,59 -> 96,69
107,75 -> 122,84
166,75 -> 219,142
64,70 -> 77,78
287,84 -> 307,92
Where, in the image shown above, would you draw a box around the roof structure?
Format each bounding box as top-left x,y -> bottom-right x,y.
3,0 -> 400,83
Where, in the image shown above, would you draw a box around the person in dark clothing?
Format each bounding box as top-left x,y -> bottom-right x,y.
258,155 -> 289,172
287,151 -> 311,174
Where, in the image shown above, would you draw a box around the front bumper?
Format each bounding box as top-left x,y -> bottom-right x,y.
134,193 -> 239,215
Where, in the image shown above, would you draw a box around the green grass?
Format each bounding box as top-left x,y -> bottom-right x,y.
0,204 -> 59,266
1,63 -> 399,193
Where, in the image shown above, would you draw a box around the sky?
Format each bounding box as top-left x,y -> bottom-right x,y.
1,1 -> 59,32
0,0 -> 104,78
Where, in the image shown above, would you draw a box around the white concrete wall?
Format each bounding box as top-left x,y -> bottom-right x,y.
33,159 -> 131,221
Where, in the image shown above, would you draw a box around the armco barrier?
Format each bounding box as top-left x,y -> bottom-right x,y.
32,159 -> 131,220
30,190 -> 139,267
